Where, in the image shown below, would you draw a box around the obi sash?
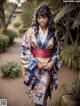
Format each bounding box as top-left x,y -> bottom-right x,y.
31,48 -> 53,58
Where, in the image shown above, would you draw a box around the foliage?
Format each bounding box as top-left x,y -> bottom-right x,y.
18,26 -> 27,36
58,80 -> 79,95
0,29 -> 17,53
21,2 -> 36,29
72,11 -> 80,29
0,61 -> 22,78
53,3 -> 80,45
0,0 -> 6,5
56,25 -> 65,39
71,80 -> 78,94
61,43 -> 80,71
54,4 -> 76,23
12,20 -> 21,28
3,29 -> 17,44
0,0 -> 20,29
0,34 -> 9,53
12,16 -> 27,37
12,16 -> 22,28
4,2 -> 16,24
58,84 -> 69,96
5,0 -> 20,28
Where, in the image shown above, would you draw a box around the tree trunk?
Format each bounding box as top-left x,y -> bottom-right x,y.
0,5 -> 6,29
65,23 -> 70,44
6,0 -> 20,28
65,23 -> 74,44
76,28 -> 79,44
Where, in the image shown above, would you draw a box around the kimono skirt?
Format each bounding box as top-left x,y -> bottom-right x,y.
24,48 -> 54,106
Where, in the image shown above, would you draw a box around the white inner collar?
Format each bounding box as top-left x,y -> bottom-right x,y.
39,26 -> 48,35
38,26 -> 48,44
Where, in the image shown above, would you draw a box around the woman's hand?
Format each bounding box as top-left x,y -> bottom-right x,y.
37,62 -> 43,70
43,62 -> 53,71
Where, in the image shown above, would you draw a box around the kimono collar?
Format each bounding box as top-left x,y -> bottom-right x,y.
35,26 -> 49,49
39,26 -> 48,36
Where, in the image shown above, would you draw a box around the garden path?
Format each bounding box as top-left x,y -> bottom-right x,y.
0,37 -> 78,106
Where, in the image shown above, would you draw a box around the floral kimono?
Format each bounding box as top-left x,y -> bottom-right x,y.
21,27 -> 62,105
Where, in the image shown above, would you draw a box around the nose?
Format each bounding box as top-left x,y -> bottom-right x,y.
40,18 -> 44,22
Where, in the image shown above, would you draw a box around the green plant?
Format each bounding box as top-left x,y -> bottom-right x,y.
0,35 -> 9,53
54,83 -> 70,106
61,43 -> 80,70
71,80 -> 78,94
0,61 -> 22,78
12,16 -> 22,28
21,2 -> 35,28
57,25 -> 65,39
3,29 -> 17,44
12,20 -> 21,28
18,26 -> 27,36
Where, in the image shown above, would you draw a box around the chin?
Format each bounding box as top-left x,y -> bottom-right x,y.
40,24 -> 46,27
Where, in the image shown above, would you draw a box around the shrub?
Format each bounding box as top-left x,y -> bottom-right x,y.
57,26 -> 65,39
61,43 -> 80,70
71,80 -> 78,94
3,29 -> 17,44
13,21 -> 21,28
18,26 -> 27,37
0,61 -> 22,78
12,16 -> 22,28
0,35 -> 9,53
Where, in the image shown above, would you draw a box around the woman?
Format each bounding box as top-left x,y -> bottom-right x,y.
21,5 -> 62,106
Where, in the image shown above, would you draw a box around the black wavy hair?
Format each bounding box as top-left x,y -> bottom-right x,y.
34,5 -> 55,40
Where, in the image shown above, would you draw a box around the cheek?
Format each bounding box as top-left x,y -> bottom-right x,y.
44,19 -> 48,24
43,21 -> 48,26
37,19 -> 48,26
45,20 -> 48,24
37,20 -> 41,24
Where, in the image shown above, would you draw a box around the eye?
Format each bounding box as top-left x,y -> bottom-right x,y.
37,17 -> 40,19
37,16 -> 47,20
43,16 -> 47,19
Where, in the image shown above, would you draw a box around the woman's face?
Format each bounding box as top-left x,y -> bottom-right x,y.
37,16 -> 48,28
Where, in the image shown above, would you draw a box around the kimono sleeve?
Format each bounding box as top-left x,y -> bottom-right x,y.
51,33 -> 62,71
21,28 -> 38,71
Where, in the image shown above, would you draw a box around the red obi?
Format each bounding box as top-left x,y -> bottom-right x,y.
31,48 -> 53,58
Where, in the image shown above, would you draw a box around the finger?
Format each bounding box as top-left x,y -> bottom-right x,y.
44,67 -> 47,70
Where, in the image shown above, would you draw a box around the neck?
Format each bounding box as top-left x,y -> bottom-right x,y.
40,26 -> 48,33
